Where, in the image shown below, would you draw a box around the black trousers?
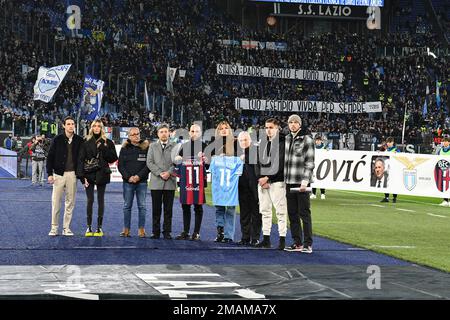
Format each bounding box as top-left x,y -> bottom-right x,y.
182,204 -> 203,234
151,190 -> 175,235
312,188 -> 325,195
286,184 -> 313,247
238,185 -> 261,241
85,184 -> 106,227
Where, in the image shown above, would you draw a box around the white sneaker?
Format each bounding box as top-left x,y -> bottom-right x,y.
62,229 -> 74,236
310,194 -> 317,199
48,227 -> 58,236
321,194 -> 326,200
439,201 -> 449,207
284,244 -> 303,252
301,246 -> 313,254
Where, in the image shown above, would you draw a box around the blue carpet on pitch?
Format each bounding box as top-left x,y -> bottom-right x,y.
0,180 -> 411,266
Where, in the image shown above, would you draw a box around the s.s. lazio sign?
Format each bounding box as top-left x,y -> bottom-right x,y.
33,64 -> 71,103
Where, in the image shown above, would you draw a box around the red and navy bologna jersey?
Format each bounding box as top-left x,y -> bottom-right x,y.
177,158 -> 206,205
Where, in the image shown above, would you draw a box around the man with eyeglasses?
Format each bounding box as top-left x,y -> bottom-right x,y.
118,128 -> 150,237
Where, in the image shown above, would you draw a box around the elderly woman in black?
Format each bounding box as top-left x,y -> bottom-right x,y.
77,120 -> 118,237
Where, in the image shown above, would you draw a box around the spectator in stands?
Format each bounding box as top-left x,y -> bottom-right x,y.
40,119 -> 49,138
3,134 -> 12,150
50,122 -> 58,138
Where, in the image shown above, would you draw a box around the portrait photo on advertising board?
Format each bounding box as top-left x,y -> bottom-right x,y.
370,156 -> 390,188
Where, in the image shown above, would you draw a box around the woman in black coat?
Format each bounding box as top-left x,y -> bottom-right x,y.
77,120 -> 118,237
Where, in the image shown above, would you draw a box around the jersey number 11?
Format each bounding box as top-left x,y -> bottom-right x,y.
219,169 -> 231,187
186,166 -> 200,185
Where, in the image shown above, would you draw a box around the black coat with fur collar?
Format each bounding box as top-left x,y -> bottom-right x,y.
118,139 -> 150,183
77,137 -> 118,185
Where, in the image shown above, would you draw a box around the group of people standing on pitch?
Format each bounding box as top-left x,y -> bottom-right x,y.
232,116 -> 315,253
46,117 -> 118,237
45,115 -> 316,253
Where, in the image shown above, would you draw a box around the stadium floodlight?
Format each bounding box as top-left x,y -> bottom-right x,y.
427,47 -> 437,59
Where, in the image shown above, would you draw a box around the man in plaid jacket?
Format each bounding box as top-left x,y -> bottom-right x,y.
284,114 -> 315,253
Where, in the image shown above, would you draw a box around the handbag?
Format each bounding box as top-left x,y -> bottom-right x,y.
84,151 -> 101,173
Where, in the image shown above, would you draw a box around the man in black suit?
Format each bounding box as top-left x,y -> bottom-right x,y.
370,158 -> 388,188
237,131 -> 261,246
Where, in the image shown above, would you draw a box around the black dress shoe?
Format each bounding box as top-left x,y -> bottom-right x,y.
191,233 -> 200,241
222,238 -> 233,243
163,234 -> 173,240
175,232 -> 190,240
237,239 -> 250,246
256,236 -> 271,248
150,234 -> 160,239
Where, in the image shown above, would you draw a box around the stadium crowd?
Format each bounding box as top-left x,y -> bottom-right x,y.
0,0 -> 449,149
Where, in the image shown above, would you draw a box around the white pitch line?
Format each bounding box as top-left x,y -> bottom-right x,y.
339,199 -> 448,219
315,222 -> 380,224
426,213 -> 447,218
395,208 -> 416,213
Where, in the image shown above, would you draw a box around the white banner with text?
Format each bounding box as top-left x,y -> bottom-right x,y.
235,98 -> 382,113
217,63 -> 344,83
311,150 -> 450,198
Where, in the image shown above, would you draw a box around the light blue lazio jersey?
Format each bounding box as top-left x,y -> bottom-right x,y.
210,156 -> 244,206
